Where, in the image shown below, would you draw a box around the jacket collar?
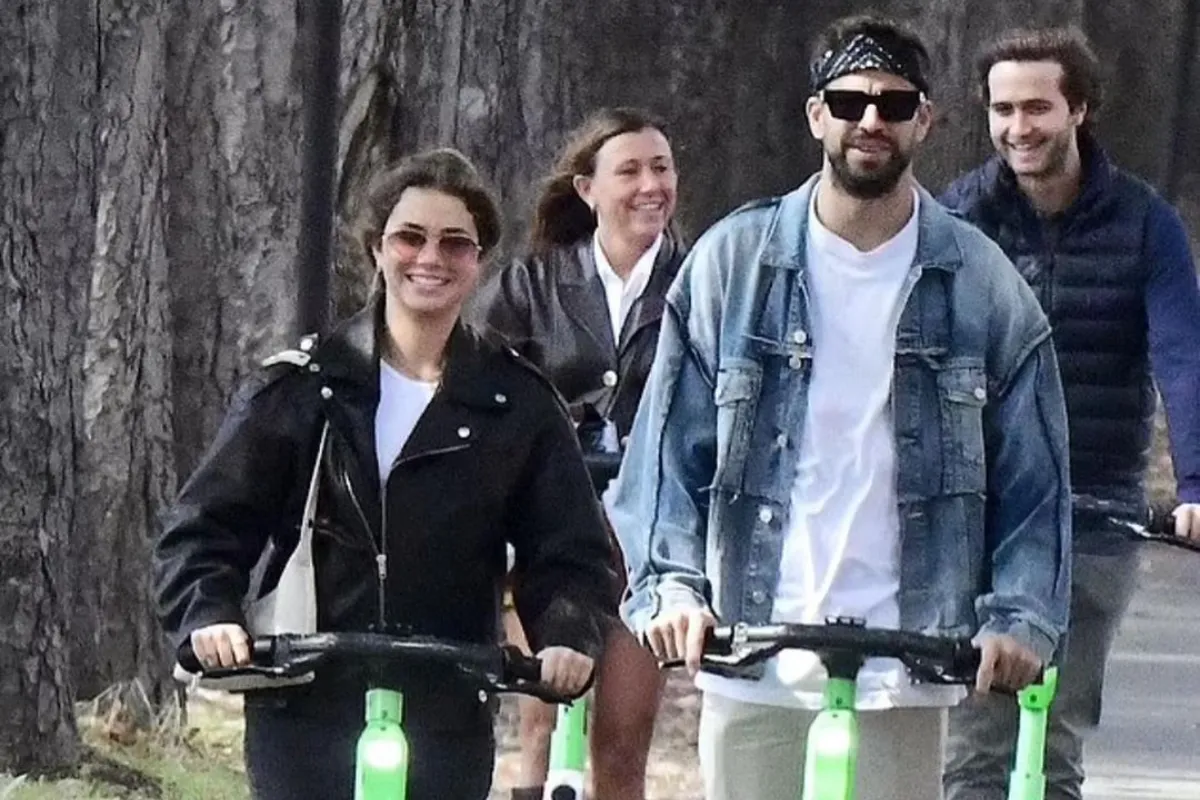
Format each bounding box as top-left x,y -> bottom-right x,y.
317,296 -> 516,412
760,174 -> 963,274
620,234 -> 684,349
553,234 -> 686,354
989,127 -> 1116,222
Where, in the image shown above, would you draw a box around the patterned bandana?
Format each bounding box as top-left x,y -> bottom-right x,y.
810,33 -> 929,94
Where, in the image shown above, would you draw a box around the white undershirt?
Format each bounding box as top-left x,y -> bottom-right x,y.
375,360 -> 437,483
593,233 -> 663,342
697,188 -> 965,710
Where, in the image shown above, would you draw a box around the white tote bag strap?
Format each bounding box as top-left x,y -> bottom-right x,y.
175,419 -> 329,691
292,421 -> 329,568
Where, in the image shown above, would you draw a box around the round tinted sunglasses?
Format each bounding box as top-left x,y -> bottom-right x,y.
383,228 -> 482,262
822,89 -> 924,123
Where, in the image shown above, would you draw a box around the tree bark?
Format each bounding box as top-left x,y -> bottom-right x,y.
68,0 -> 174,706
164,0 -> 304,481
0,0 -> 90,772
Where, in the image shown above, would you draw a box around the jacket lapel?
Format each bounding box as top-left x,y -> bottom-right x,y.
618,235 -> 683,354
558,240 -> 618,359
313,303 -> 385,538
395,325 -> 513,467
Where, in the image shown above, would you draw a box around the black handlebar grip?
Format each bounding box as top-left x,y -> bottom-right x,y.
177,640 -> 202,673
176,635 -> 273,673
951,641 -> 981,677
1148,506 -> 1178,535
502,645 -> 543,683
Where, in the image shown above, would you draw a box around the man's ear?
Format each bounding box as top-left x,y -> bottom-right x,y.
806,95 -> 825,141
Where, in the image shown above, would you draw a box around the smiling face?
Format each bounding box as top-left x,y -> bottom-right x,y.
572,127 -> 677,248
806,69 -> 932,199
987,60 -> 1086,179
372,187 -> 482,324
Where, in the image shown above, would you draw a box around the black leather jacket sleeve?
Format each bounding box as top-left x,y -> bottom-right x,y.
506,392 -> 619,659
152,369 -> 310,649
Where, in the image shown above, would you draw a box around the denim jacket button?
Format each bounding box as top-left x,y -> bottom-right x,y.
973,386 -> 986,401
758,507 -> 773,524
792,330 -> 808,344
751,590 -> 767,604
602,370 -> 618,388
789,355 -> 803,370
775,433 -> 788,448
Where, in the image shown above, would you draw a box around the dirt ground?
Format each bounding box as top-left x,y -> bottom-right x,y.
490,670 -> 705,799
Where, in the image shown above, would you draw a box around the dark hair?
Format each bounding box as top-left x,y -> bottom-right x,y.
976,26 -> 1103,116
353,147 -> 502,268
810,14 -> 931,92
529,107 -> 674,254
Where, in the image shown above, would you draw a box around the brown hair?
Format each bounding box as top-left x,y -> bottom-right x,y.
353,147 -> 502,269
976,26 -> 1104,116
529,107 -> 674,254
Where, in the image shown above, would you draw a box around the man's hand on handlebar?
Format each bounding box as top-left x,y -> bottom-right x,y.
190,623 -> 252,669
1171,502 -> 1200,542
644,607 -> 717,676
973,633 -> 1042,694
534,646 -> 594,696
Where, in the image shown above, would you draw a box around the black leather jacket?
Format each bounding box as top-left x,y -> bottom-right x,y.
153,301 -> 616,727
470,236 -> 686,439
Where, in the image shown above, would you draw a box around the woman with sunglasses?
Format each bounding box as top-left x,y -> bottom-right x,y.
153,148 -> 618,800
472,107 -> 685,800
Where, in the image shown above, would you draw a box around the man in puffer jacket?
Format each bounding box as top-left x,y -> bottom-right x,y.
941,25 -> 1200,800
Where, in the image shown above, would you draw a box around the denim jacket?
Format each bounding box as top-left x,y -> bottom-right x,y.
609,177 -> 1072,666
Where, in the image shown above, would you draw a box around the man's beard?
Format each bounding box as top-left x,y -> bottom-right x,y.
827,136 -> 912,199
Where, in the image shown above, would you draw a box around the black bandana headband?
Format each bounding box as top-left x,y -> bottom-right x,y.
810,33 -> 929,95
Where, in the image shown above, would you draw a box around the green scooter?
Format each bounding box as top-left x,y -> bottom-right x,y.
181,631 -> 572,799
666,618 -> 1059,800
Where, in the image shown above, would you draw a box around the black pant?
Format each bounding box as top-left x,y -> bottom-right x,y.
243,694 -> 494,799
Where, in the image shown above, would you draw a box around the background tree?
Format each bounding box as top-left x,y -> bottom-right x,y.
1,0 -> 1196,776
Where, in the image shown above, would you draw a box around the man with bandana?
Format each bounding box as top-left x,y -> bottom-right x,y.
607,15 -> 1072,800
941,27 -> 1200,800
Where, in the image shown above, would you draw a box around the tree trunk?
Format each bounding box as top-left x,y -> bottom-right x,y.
164,0 -> 304,481
0,0 -> 90,772
69,0 -> 174,706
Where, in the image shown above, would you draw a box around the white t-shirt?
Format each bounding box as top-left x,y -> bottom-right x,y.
375,359 -> 437,483
593,233 -> 663,342
697,188 -> 965,710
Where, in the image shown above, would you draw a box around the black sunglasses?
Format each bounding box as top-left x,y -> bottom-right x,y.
822,89 -> 923,123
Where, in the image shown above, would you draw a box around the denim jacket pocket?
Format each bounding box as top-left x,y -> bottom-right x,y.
712,361 -> 762,494
937,364 -> 987,495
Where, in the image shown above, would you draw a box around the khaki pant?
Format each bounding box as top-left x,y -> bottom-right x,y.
699,691 -> 947,800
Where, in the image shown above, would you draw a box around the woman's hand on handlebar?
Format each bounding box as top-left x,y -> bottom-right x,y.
645,607 -> 717,676
189,623 -> 252,669
536,646 -> 594,696
1172,502 -> 1200,541
974,633 -> 1042,694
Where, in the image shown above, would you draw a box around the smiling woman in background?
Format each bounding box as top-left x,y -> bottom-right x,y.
472,107 -> 686,800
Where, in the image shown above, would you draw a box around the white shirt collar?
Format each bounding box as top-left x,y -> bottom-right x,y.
593,233 -> 664,341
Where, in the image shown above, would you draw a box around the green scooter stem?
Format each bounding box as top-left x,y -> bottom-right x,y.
1007,667 -> 1059,800
544,696 -> 588,799
355,688 -> 409,800
803,677 -> 859,800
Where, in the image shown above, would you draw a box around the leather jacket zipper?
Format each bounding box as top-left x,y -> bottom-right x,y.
341,468 -> 388,628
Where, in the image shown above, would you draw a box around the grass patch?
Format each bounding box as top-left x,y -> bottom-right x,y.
0,690 -> 249,800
